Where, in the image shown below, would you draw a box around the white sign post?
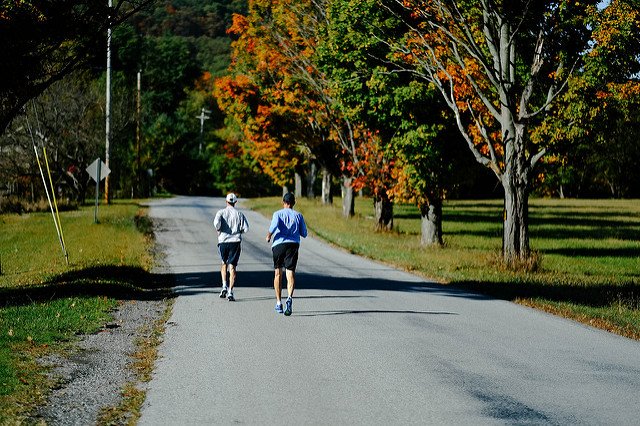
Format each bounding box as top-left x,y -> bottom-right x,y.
86,158 -> 111,223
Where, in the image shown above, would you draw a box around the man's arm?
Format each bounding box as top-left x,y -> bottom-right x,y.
241,213 -> 249,233
266,212 -> 278,242
299,215 -> 308,238
213,210 -> 222,232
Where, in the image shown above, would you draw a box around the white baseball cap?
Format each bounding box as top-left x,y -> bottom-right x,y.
226,193 -> 237,204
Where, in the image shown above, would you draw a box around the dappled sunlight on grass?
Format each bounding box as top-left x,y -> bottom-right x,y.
247,196 -> 639,339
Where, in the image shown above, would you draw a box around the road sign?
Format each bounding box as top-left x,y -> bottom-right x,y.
86,158 -> 111,182
86,158 -> 111,223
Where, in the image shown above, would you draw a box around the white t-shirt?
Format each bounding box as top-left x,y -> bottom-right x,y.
214,205 -> 249,243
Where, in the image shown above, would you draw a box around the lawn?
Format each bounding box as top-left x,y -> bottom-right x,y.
248,196 -> 640,339
0,201 -> 169,422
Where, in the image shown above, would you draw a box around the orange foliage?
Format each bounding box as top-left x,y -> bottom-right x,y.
350,132 -> 395,198
214,0 -> 331,186
402,2 -> 497,157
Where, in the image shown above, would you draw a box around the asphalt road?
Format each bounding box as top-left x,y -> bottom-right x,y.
139,196 -> 640,425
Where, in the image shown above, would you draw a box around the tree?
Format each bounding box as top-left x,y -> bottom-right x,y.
321,0 -> 466,242
214,12 -> 308,188
0,71 -> 131,203
385,0 -> 601,263
0,0 -> 152,134
216,0 -> 359,210
533,0 -> 640,198
111,1 -> 248,196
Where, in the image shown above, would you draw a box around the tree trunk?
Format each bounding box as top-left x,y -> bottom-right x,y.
502,182 -> 530,263
294,172 -> 302,198
321,167 -> 332,205
373,195 -> 393,231
420,200 -> 443,246
341,176 -> 355,217
501,125 -> 531,263
306,162 -> 316,198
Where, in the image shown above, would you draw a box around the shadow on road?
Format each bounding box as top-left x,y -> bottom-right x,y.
170,269 -> 640,311
169,270 -> 487,300
294,309 -> 458,317
169,270 -> 464,316
0,265 -> 474,310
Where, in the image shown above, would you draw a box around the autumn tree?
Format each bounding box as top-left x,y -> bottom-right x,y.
384,0 -> 603,263
217,0 -> 368,215
214,11 -> 310,189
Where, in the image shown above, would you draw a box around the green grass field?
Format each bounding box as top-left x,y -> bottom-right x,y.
248,197 -> 640,339
0,201 -> 168,422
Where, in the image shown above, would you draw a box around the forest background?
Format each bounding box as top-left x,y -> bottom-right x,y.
1,0 -> 639,240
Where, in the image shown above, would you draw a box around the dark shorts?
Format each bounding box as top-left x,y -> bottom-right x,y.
218,242 -> 241,266
272,243 -> 300,271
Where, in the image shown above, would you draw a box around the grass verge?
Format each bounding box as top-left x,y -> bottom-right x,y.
0,200 -> 171,423
247,196 -> 640,340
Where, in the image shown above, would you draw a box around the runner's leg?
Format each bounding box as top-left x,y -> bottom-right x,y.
228,264 -> 236,291
220,263 -> 228,287
285,269 -> 295,298
273,268 -> 282,304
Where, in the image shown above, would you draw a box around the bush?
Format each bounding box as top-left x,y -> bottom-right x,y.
0,196 -> 78,214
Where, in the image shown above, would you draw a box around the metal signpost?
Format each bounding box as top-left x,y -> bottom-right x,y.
86,158 -> 111,223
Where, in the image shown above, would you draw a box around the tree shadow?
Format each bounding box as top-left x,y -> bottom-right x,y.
455,280 -> 640,309
5,264 -> 636,314
436,205 -> 640,241
542,247 -> 640,258
294,309 -> 458,317
0,266 -> 174,308
164,269 -> 491,302
172,270 -> 639,310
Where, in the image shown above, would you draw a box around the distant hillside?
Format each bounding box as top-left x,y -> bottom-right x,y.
122,0 -> 247,76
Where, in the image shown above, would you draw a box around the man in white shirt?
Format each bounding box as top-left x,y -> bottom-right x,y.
213,193 -> 249,301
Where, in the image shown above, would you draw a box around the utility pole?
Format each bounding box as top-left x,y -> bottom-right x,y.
136,69 -> 141,197
104,0 -> 112,203
196,107 -> 210,154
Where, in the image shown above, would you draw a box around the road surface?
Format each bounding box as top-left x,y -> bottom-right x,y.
139,196 -> 640,425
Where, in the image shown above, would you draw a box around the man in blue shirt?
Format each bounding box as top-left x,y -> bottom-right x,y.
265,192 -> 307,316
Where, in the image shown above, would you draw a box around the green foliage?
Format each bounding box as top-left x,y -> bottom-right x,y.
533,0 -> 640,198
319,0 -> 470,209
0,0 -> 114,130
105,0 -> 281,196
195,36 -> 233,77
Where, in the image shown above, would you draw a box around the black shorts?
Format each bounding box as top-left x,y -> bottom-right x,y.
272,243 -> 300,271
218,242 -> 241,266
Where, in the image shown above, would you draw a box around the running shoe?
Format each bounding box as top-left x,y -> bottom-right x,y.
284,298 -> 292,316
275,303 -> 284,314
227,292 -> 235,302
219,287 -> 227,298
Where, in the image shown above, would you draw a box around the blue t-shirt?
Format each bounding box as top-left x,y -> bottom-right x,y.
269,208 -> 308,247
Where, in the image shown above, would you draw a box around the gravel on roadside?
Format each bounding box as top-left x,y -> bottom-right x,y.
34,297 -> 168,425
